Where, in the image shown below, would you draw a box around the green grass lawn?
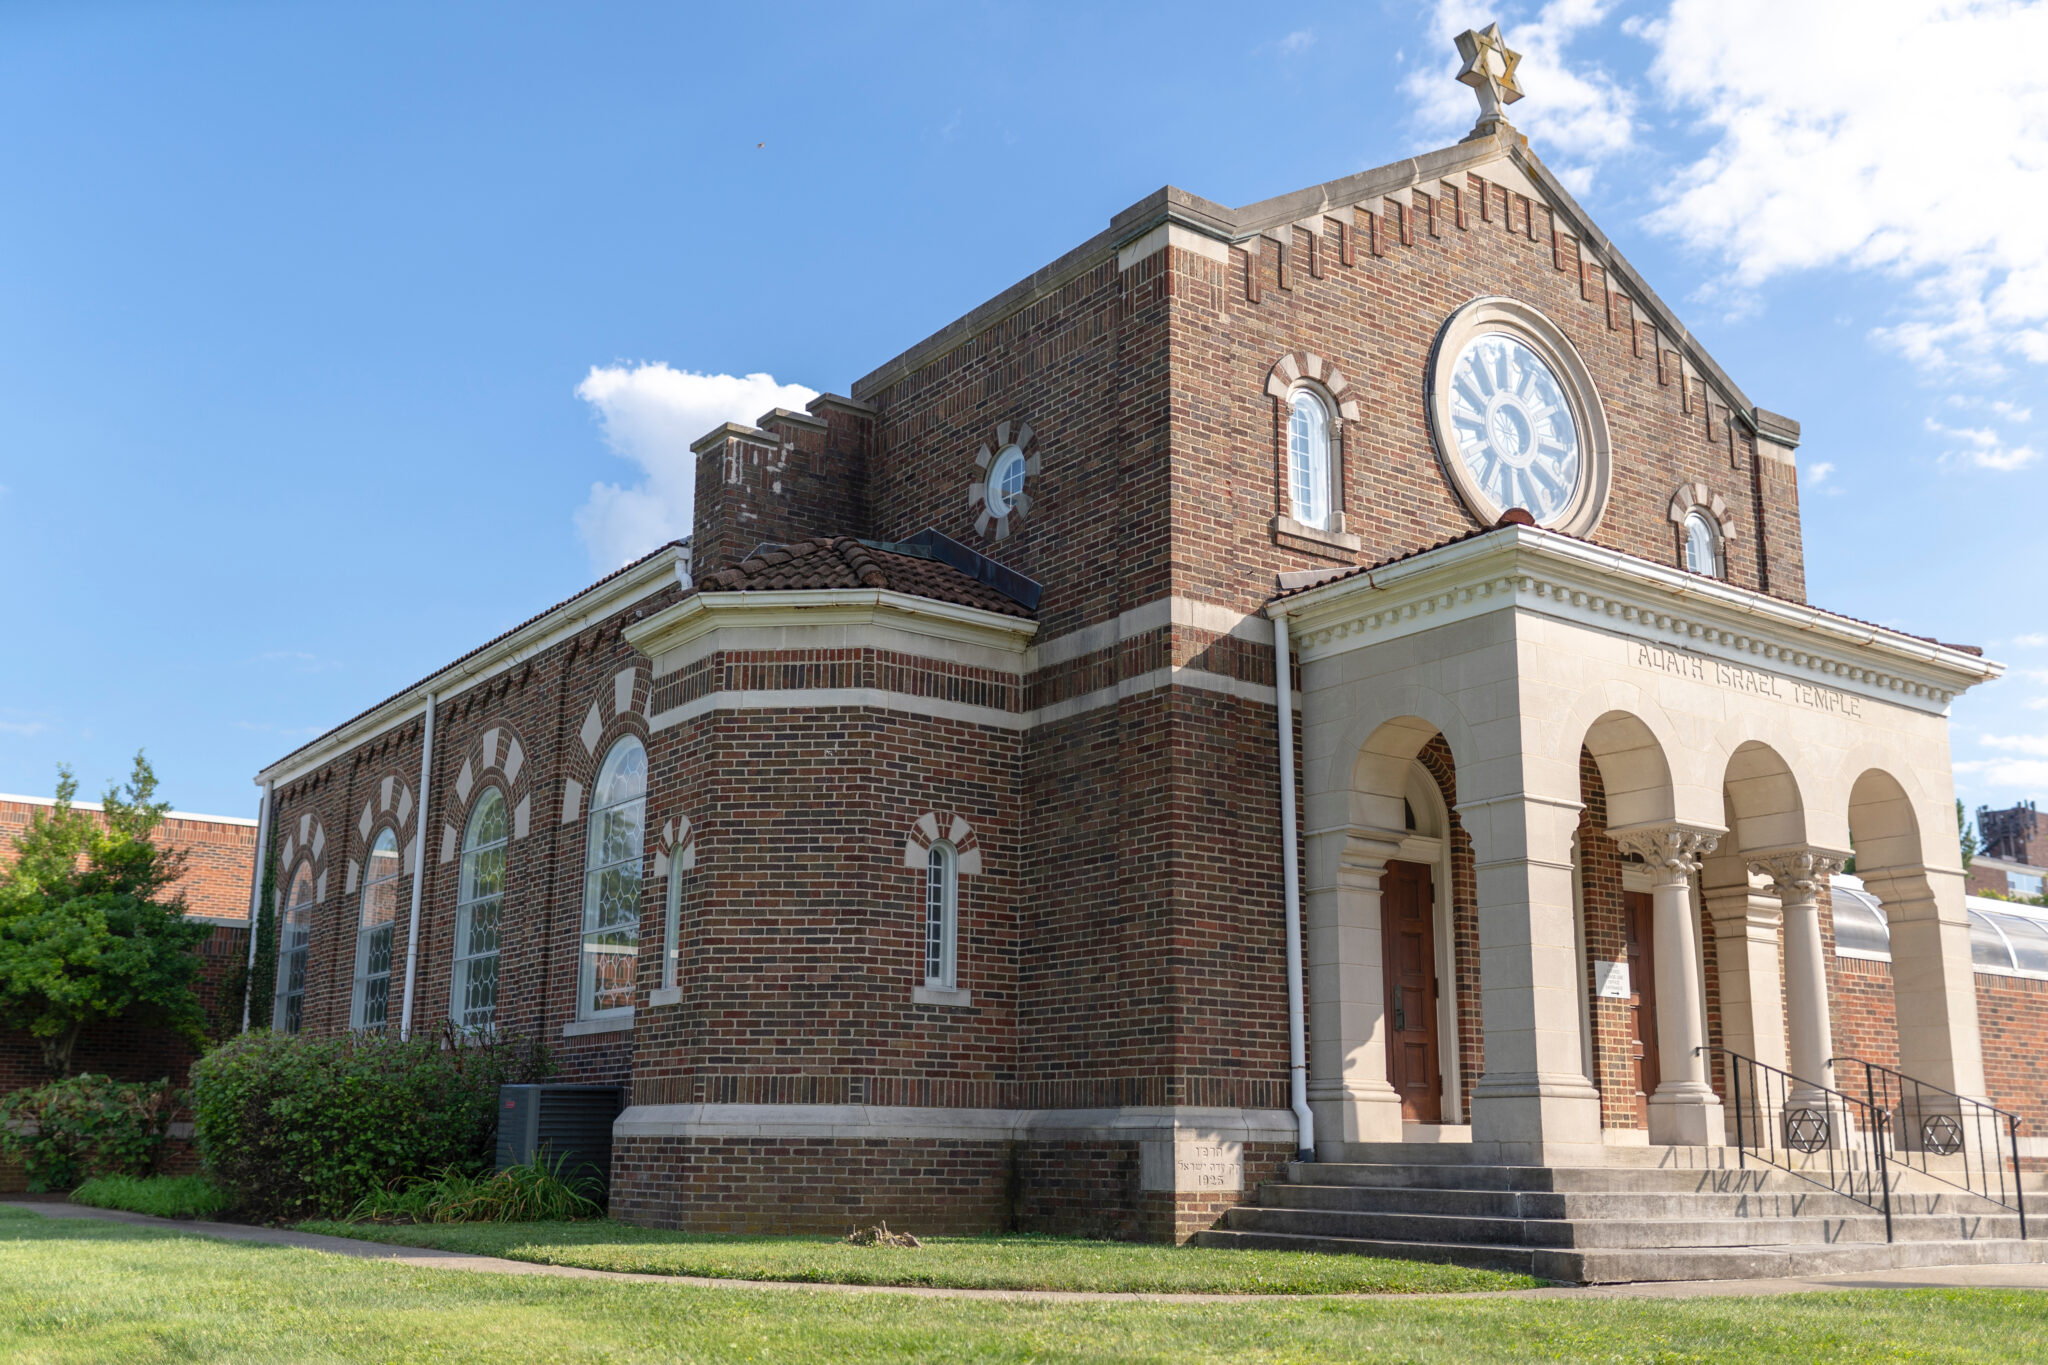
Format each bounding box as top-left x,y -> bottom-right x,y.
3,1208 -> 2045,1364
295,1218 -> 1527,1294
71,1174 -> 231,1220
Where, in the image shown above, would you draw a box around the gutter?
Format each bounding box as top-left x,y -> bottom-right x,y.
1270,611 -> 1315,1163
239,781 -> 273,1033
397,692 -> 435,1040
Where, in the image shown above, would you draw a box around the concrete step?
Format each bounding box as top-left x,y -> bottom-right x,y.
1262,1182 -> 1912,1221
1220,1203 -> 2030,1250
1291,1162 -> 1802,1193
1195,1227 -> 2048,1284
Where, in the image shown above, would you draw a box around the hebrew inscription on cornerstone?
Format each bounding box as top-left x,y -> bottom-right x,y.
1139,1138 -> 1244,1193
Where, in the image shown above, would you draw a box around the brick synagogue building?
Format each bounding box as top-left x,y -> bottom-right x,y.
250,32 -> 2047,1278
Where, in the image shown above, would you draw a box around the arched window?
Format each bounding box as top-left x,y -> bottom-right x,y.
453,788 -> 507,1032
351,828 -> 403,1032
274,863 -> 315,1033
1683,509 -> 1721,577
580,736 -> 647,1019
924,842 -> 958,990
1288,389 -> 1334,531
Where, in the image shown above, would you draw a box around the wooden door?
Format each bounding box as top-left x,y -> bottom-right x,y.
1381,860 -> 1443,1122
1622,890 -> 1661,1124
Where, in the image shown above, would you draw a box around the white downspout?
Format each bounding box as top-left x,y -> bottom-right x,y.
1272,610 -> 1315,1162
239,780 -> 274,1033
397,693 -> 436,1040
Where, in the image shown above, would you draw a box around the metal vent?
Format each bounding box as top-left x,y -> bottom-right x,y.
496,1084 -> 623,1196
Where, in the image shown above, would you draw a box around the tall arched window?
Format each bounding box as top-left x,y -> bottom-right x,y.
580,736 -> 647,1019
925,842 -> 958,990
1288,389 -> 1334,531
351,828 -> 403,1032
1683,509 -> 1721,577
274,863 -> 315,1033
453,788 -> 507,1032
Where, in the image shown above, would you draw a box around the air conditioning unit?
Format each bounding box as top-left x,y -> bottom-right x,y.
496,1084 -> 624,1197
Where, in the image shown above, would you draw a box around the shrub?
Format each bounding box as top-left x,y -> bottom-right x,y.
347,1153 -> 603,1225
189,1027 -> 549,1222
0,1073 -> 178,1191
72,1173 -> 231,1220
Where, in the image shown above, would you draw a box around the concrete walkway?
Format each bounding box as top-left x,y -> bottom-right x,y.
8,1199 -> 2047,1305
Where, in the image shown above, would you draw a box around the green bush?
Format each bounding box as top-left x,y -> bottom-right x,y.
189,1028 -> 549,1222
347,1153 -> 603,1225
0,1074 -> 178,1191
72,1173 -> 231,1220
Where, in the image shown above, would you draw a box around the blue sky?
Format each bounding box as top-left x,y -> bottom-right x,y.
2,1 -> 2044,822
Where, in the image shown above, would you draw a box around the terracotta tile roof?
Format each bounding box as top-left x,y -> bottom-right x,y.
1268,524 -> 1982,656
699,537 -> 1036,620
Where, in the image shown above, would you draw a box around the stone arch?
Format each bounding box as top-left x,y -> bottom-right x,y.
346,773 -> 417,896
1667,482 -> 1739,544
1846,767 -> 1924,878
278,809 -> 331,905
1580,710 -> 1677,832
560,666 -> 649,829
1317,684 -> 1479,829
1722,741 -> 1807,853
1350,716 -> 1451,835
902,812 -> 983,876
1264,350 -> 1362,420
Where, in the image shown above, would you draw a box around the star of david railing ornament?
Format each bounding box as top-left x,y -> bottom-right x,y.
1784,1107 -> 1831,1153
1455,23 -> 1524,137
1922,1113 -> 1965,1157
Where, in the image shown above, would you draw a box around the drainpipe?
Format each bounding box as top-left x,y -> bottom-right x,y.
397,692 -> 436,1040
1272,611 -> 1315,1162
239,780 -> 274,1033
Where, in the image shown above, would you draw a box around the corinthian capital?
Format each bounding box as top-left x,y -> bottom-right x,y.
1610,823 -> 1723,883
1748,847 -> 1847,900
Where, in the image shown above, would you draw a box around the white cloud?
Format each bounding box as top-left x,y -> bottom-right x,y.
1638,0 -> 2048,404
1981,733 -> 2048,757
1927,417 -> 2040,472
0,720 -> 46,736
1406,2 -> 1637,184
2010,633 -> 2048,648
573,364 -> 819,571
1955,755 -> 2048,788
2025,696 -> 2048,710
1277,29 -> 1317,57
1806,460 -> 1835,486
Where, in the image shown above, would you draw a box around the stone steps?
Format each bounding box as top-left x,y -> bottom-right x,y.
1192,1155 -> 2044,1284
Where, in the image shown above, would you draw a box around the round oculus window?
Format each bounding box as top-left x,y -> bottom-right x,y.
1447,333 -> 1582,526
986,444 -> 1027,518
1427,298 -> 1611,536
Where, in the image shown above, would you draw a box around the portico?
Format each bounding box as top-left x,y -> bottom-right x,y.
1271,521 -> 2000,1165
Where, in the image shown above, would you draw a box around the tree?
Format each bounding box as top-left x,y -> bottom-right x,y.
0,754 -> 207,1076
1959,798 -> 1979,871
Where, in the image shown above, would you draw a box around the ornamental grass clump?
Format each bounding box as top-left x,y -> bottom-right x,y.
347,1154 -> 602,1224
71,1173 -> 231,1220
189,1025 -> 549,1222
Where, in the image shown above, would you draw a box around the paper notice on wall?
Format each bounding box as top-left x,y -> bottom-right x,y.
1596,960 -> 1631,999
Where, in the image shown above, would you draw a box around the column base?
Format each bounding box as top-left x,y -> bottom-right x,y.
1648,1083 -> 1727,1147
1469,1070 -> 1605,1164
1309,1089 -> 1405,1158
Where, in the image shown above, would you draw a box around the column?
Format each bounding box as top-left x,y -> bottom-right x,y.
1700,843 -> 1788,1073
1304,827 -> 1407,1154
1751,849 -> 1845,1105
1614,824 -> 1726,1147
1856,863 -> 1988,1100
1459,790 -> 1604,1164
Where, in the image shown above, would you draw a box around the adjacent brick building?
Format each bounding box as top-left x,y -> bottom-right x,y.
252,81 -> 2034,1241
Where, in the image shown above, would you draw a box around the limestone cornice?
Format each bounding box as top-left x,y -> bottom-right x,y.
625,587 -> 1040,669
1269,526 -> 2001,715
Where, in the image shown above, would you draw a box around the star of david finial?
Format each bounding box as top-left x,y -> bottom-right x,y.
1455,23 -> 1524,138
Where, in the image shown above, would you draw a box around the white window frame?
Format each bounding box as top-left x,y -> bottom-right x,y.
351,827 -> 403,1032
1287,387 -> 1335,531
1683,509 -> 1722,577
924,841 -> 959,990
579,736 -> 647,1021
451,787 -> 508,1033
273,861 -> 316,1033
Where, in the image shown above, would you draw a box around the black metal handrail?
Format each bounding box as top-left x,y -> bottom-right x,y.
1831,1055 -> 2028,1239
1700,1046 -> 1894,1241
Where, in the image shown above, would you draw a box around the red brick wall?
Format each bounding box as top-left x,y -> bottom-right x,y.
1977,972 -> 2048,1140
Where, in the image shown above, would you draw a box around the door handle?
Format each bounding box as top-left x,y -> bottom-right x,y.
1393,998 -> 1407,1034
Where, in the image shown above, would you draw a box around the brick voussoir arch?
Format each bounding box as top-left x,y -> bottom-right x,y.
1667,481 -> 1740,543
1265,350 -> 1361,421
558,663 -> 651,829
902,811 -> 984,874
345,772 -> 418,896
277,808 -> 332,904
439,719 -> 537,866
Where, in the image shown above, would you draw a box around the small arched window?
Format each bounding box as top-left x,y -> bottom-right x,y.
453,788 -> 508,1032
351,828 -> 403,1032
1288,389 -> 1334,531
925,842 -> 958,990
1683,509 -> 1721,577
580,736 -> 647,1019
274,863 -> 316,1033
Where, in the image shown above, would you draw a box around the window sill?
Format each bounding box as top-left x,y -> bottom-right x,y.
648,986 -> 683,1008
563,1012 -> 634,1037
1271,514 -> 1360,561
913,985 -> 973,1008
